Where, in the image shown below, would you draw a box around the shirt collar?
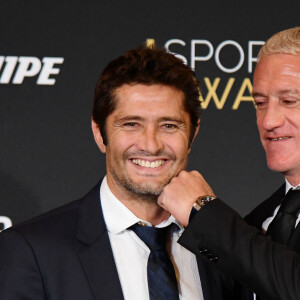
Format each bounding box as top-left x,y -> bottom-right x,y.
285,178 -> 300,194
100,176 -> 183,234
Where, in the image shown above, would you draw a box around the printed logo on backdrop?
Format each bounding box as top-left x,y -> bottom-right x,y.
147,39 -> 265,110
0,56 -> 64,85
0,216 -> 12,232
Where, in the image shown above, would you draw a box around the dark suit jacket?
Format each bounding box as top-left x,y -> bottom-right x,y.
244,184 -> 285,230
179,185 -> 300,300
0,182 -> 235,300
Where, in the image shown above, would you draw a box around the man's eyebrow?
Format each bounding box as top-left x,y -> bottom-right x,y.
116,116 -> 185,123
158,117 -> 185,123
278,89 -> 300,96
117,115 -> 145,122
251,91 -> 265,98
251,89 -> 300,98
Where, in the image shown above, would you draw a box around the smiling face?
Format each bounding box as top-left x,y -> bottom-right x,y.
92,84 -> 198,202
253,54 -> 300,184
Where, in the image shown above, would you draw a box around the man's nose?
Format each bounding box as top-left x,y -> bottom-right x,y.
138,126 -> 164,155
260,103 -> 285,131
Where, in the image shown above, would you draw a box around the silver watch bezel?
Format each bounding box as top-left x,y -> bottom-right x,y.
193,195 -> 216,211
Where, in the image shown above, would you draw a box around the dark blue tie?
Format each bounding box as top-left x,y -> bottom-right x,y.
130,223 -> 180,300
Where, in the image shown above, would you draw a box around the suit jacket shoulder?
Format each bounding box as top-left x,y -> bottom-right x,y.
0,182 -> 124,300
244,184 -> 285,228
179,197 -> 300,300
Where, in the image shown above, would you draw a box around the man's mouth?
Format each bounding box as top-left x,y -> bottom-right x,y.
131,159 -> 166,168
269,136 -> 290,141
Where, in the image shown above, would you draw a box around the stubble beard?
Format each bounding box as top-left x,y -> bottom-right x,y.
111,171 -> 173,203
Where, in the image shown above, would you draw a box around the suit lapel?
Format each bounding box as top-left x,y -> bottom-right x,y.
76,182 -> 124,300
244,184 -> 285,229
245,183 -> 300,252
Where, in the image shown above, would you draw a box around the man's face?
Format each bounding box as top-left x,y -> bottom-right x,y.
253,54 -> 300,179
92,84 -> 197,200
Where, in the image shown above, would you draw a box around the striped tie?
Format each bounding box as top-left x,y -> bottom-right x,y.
130,223 -> 179,300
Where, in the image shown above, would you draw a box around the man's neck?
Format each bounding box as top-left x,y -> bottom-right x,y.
285,177 -> 300,192
107,180 -> 170,226
120,198 -> 171,226
285,174 -> 300,188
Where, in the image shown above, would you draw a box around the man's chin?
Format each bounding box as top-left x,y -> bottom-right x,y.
124,180 -> 168,197
267,159 -> 291,174
111,172 -> 172,198
127,184 -> 164,196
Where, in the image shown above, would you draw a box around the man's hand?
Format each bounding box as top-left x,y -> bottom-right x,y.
158,171 -> 216,226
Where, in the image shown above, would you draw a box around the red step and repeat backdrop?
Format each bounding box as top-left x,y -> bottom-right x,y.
1,0 -> 296,230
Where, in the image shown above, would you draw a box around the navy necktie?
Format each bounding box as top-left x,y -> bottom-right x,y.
130,223 -> 179,300
267,189 -> 300,244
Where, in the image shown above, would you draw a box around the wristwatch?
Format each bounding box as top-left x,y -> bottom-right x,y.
193,195 -> 216,211
189,195 -> 216,222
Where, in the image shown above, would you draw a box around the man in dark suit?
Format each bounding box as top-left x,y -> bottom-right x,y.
158,27 -> 300,300
0,45 -> 235,299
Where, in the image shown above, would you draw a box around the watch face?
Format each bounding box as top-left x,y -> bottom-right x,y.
200,196 -> 215,206
194,196 -> 215,211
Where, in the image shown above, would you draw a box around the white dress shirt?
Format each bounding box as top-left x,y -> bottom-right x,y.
100,176 -> 203,300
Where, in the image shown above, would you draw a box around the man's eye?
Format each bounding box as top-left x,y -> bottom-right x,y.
124,122 -> 137,127
254,101 -> 266,109
281,99 -> 297,106
164,124 -> 177,129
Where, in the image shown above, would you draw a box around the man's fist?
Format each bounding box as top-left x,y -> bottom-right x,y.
158,171 -> 215,226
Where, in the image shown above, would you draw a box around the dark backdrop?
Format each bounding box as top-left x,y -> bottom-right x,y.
1,0 -> 296,229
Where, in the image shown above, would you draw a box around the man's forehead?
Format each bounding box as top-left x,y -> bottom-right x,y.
114,83 -> 183,95
252,88 -> 300,98
255,53 -> 300,72
109,84 -> 190,122
253,54 -> 300,92
113,83 -> 185,106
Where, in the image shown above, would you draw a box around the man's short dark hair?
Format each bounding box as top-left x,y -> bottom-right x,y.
93,44 -> 201,146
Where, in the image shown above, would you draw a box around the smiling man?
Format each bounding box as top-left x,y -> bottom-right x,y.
0,45 -> 235,299
253,53 -> 300,183
158,27 -> 300,300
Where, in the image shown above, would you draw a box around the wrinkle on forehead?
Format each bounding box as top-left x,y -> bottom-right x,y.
278,89 -> 300,96
281,63 -> 300,80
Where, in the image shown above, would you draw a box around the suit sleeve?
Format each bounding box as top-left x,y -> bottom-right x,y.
178,198 -> 300,300
0,229 -> 47,299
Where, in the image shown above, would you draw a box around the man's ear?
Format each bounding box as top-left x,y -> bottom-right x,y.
188,118 -> 200,151
91,119 -> 107,153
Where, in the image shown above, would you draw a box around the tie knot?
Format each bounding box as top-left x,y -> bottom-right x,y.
130,223 -> 175,251
279,189 -> 300,215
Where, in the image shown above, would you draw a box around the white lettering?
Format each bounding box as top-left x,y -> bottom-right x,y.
13,56 -> 42,84
215,40 -> 244,73
164,39 -> 188,65
0,56 -> 64,85
37,57 -> 64,85
191,39 -> 213,69
0,216 -> 12,232
248,41 -> 265,73
0,56 -> 18,84
164,38 -> 262,74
